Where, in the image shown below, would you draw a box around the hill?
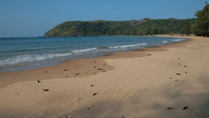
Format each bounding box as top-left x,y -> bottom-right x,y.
44,18 -> 196,37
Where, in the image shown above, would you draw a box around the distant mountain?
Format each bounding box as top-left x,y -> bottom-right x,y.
44,18 -> 196,37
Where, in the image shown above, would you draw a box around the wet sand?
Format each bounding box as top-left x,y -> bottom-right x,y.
0,35 -> 209,118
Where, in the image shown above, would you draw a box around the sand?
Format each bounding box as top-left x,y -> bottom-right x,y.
0,36 -> 209,118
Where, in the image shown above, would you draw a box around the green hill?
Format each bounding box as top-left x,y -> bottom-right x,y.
44,18 -> 196,37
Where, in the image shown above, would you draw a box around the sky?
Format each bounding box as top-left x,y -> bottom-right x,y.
0,0 -> 207,37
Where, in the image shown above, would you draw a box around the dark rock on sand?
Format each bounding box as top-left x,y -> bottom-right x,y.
166,107 -> 174,110
93,93 -> 97,96
64,69 -> 68,71
182,106 -> 189,110
176,73 -> 181,75
43,88 -> 49,91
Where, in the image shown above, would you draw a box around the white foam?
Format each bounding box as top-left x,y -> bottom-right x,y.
109,43 -> 147,49
172,38 -> 184,42
72,48 -> 97,54
0,53 -> 72,66
162,40 -> 168,43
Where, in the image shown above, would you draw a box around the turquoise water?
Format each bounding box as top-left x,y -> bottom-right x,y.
0,36 -> 185,72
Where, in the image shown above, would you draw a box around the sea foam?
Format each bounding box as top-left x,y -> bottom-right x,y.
0,53 -> 72,66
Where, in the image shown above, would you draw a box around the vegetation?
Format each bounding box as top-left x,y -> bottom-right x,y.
44,18 -> 196,37
195,4 -> 209,36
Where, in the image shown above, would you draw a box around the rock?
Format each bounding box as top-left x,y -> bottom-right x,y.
64,69 -> 68,71
176,73 -> 181,75
166,107 -> 174,110
43,88 -> 49,91
93,93 -> 97,96
182,106 -> 189,110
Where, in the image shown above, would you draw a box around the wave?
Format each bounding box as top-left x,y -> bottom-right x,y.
71,43 -> 147,54
162,40 -> 168,43
0,43 -> 147,66
109,43 -> 147,49
0,53 -> 72,66
172,38 -> 185,42
72,48 -> 97,54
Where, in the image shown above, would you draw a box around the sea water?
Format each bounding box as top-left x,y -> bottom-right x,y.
0,36 -> 186,72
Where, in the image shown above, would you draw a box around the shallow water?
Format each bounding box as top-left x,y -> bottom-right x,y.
0,36 -> 186,72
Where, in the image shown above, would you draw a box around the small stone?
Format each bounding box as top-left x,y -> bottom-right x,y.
75,73 -> 80,76
166,107 -> 174,110
93,93 -> 97,96
37,80 -> 41,83
43,88 -> 49,91
182,106 -> 189,110
176,73 -> 181,75
97,68 -> 103,70
64,69 -> 68,71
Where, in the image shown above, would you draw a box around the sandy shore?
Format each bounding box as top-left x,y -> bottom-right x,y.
0,36 -> 209,118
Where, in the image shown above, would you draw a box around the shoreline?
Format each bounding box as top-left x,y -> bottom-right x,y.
0,35 -> 209,118
0,36 -> 188,88
0,36 -> 185,73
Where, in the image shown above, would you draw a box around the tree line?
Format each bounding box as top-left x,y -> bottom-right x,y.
44,4 -> 208,37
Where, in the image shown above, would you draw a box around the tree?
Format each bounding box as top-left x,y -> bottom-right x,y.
195,4 -> 209,36
183,22 -> 191,35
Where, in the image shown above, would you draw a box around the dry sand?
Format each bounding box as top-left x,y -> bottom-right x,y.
0,36 -> 209,118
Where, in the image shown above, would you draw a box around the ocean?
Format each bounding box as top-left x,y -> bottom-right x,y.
0,36 -> 186,72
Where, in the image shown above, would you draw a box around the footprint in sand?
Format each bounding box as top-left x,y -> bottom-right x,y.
44,71 -> 48,73
166,107 -> 174,110
176,73 -> 181,75
64,69 -> 68,71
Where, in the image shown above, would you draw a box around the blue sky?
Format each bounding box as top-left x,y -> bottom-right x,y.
0,0 -> 206,37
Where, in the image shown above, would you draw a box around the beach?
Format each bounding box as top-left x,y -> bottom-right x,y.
0,36 -> 209,118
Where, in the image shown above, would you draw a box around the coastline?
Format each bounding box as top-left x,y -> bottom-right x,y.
0,35 -> 209,118
0,36 -> 187,88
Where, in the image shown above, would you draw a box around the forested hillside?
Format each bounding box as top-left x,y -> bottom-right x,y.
44,18 -> 196,37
